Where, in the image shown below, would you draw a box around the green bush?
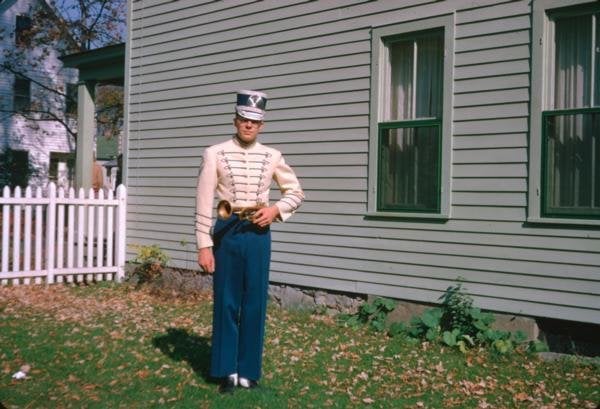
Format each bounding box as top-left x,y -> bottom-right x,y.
388,283 -> 544,354
338,297 -> 396,332
130,244 -> 170,285
338,282 -> 549,355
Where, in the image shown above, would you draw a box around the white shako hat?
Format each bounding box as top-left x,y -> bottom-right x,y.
235,90 -> 268,121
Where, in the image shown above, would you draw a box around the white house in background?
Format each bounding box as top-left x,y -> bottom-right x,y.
0,0 -> 77,188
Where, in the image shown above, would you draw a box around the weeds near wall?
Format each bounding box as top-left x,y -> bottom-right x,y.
338,282 -> 549,355
129,244 -> 170,285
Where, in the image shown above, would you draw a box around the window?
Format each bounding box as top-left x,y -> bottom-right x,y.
66,83 -> 78,116
369,16 -> 454,218
49,152 -> 75,187
15,15 -> 32,47
530,1 -> 600,223
13,77 -> 30,112
378,30 -> 443,213
0,149 -> 30,188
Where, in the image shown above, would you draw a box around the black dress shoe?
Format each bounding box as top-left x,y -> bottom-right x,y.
218,376 -> 236,394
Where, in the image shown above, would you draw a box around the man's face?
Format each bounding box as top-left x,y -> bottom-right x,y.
234,115 -> 263,144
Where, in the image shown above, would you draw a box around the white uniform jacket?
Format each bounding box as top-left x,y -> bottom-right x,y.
195,137 -> 304,249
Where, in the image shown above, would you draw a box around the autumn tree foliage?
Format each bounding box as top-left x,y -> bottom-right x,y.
1,0 -> 126,139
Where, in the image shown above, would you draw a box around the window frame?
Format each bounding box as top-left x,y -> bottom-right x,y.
15,14 -> 32,47
529,0 -> 600,225
13,77 -> 31,112
367,15 -> 454,219
65,83 -> 78,116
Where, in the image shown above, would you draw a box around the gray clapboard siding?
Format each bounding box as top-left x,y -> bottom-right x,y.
133,33 -> 369,80
454,89 -> 530,107
271,232 -> 599,267
453,133 -> 528,149
131,54 -> 371,95
455,15 -> 530,38
267,261 -> 600,303
455,59 -> 530,80
272,223 -> 600,253
269,250 -> 600,287
127,0 -> 600,324
455,30 -> 530,52
453,148 -> 528,163
454,117 -> 528,135
129,66 -> 371,104
454,74 -> 530,93
453,163 -> 527,177
269,243 -> 598,282
452,192 -> 526,207
268,261 -> 599,296
456,1 -> 531,23
453,178 -> 526,192
450,206 -> 526,221
454,103 -> 529,120
130,79 -> 369,113
132,0 -> 366,46
455,45 -> 530,66
286,212 -> 600,239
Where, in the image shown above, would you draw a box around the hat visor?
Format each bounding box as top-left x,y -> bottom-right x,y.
236,106 -> 264,121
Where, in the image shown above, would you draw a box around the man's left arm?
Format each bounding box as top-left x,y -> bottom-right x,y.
272,155 -> 304,221
253,154 -> 304,227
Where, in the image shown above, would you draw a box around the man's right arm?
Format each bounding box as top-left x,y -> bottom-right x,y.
198,247 -> 215,274
195,148 -> 218,260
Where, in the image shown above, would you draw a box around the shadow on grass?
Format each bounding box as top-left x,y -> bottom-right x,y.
152,327 -> 213,383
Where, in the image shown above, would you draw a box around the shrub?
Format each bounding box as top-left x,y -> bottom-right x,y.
338,297 -> 396,332
386,283 -> 543,354
130,244 -> 170,285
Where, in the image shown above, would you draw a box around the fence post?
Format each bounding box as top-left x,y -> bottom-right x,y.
1,187 -> 10,283
46,183 -> 56,284
116,185 -> 127,282
12,187 -> 21,285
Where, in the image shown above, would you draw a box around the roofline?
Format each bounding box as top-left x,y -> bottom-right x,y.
60,43 -> 125,68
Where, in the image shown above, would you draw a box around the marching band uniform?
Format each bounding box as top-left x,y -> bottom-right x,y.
195,90 -> 303,391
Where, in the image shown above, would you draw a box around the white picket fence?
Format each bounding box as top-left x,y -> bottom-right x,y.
0,183 -> 127,285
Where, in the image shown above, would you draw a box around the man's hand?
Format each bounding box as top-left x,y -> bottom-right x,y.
253,205 -> 280,228
198,247 -> 215,274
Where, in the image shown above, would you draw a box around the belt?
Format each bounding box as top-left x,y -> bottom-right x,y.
217,200 -> 265,221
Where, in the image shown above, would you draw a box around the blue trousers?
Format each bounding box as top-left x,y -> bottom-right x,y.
210,215 -> 271,381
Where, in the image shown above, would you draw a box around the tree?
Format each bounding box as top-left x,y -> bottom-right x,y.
0,0 -> 127,139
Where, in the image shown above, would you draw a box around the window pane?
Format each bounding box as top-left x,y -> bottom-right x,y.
66,83 -> 78,115
389,40 -> 413,120
13,78 -> 30,112
389,30 -> 443,120
544,111 -> 600,216
15,15 -> 32,46
553,14 -> 592,109
415,35 -> 444,118
378,125 -> 440,212
596,13 -> 600,107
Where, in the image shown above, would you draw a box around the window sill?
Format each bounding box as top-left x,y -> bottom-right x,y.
365,211 -> 449,223
526,217 -> 600,228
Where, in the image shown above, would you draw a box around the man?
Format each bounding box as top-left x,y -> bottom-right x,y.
195,90 -> 304,393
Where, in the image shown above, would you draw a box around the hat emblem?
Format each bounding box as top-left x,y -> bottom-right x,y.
248,94 -> 263,108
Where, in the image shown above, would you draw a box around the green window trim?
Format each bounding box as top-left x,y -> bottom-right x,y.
377,118 -> 442,213
541,107 -> 600,219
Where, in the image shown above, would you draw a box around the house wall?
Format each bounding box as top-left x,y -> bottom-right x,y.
126,0 -> 600,324
0,0 -> 76,186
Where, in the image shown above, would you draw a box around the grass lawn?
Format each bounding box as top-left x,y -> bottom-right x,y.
0,283 -> 598,408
